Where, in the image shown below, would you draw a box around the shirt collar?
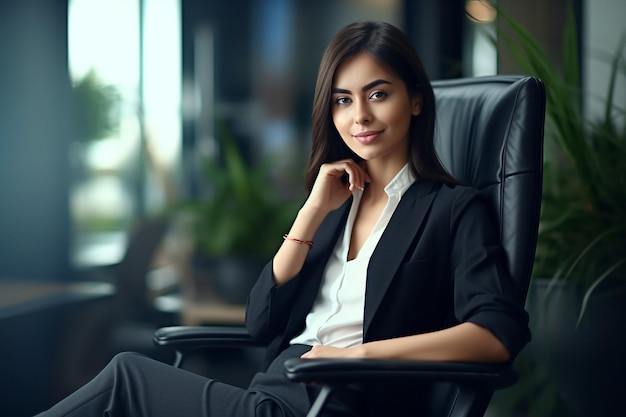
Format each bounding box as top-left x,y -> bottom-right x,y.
351,163 -> 416,201
384,163 -> 416,197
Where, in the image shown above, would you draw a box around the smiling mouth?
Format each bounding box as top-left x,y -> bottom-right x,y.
354,131 -> 382,144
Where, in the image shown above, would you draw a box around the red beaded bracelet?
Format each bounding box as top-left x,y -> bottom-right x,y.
283,234 -> 314,247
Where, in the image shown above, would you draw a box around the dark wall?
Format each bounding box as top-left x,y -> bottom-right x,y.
404,0 -> 465,80
0,0 -> 72,281
0,3 -> 72,412
180,0 -> 254,197
182,0 -> 252,101
497,0 -> 575,74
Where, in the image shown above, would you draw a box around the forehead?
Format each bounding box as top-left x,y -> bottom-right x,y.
333,53 -> 399,88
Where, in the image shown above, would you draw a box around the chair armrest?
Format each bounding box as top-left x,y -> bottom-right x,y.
153,325 -> 267,349
283,358 -> 517,390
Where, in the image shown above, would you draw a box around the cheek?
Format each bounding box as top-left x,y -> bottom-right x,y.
332,113 -> 360,152
380,106 -> 412,131
332,111 -> 351,136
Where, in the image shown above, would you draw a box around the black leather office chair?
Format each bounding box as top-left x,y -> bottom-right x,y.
153,75 -> 546,417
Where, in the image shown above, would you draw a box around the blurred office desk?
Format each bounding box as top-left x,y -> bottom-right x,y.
0,279 -> 115,417
155,293 -> 245,325
0,279 -> 115,319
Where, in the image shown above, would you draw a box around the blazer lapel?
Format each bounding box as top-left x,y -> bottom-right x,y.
363,180 -> 439,336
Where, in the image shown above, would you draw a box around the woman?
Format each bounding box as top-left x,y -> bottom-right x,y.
37,21 -> 529,417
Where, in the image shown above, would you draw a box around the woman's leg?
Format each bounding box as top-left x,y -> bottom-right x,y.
35,352 -> 298,417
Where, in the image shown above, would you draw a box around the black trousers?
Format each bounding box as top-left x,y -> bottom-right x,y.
38,345 -> 428,417
35,344 -> 365,417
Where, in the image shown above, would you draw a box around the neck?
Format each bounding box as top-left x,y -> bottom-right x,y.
364,159 -> 406,191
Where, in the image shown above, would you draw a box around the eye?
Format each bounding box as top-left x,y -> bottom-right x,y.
369,91 -> 387,101
334,96 -> 352,105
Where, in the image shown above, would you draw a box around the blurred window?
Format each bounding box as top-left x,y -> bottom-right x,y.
68,0 -> 181,267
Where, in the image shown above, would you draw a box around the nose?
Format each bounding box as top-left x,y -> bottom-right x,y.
353,99 -> 372,125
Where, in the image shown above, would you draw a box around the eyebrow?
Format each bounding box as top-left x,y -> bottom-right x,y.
331,79 -> 392,94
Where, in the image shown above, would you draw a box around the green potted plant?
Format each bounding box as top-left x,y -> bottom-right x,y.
71,70 -> 127,232
488,4 -> 626,416
184,124 -> 300,304
73,69 -> 119,144
497,7 -> 626,305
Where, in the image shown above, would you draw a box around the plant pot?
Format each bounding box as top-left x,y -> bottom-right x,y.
192,254 -> 266,305
528,278 -> 626,416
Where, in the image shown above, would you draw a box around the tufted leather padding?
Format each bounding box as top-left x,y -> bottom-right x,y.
433,75 -> 545,305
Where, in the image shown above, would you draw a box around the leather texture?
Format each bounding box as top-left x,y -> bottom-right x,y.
432,75 -> 545,304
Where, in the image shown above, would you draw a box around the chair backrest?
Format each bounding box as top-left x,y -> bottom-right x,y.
432,75 -> 545,306
116,216 -> 170,319
427,75 -> 545,417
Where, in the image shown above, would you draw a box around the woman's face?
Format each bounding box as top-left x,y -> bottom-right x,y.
331,53 -> 421,166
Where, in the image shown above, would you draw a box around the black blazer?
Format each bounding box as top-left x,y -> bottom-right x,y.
246,180 -> 530,368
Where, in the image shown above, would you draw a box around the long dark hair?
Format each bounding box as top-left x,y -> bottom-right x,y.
304,21 -> 457,192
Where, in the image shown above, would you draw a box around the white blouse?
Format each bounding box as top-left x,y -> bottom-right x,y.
290,164 -> 416,348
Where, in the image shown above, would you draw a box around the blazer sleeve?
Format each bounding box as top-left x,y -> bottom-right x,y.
449,187 -> 531,359
244,260 -> 301,342
244,201 -> 349,345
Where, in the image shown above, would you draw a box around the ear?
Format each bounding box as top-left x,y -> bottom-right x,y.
411,93 -> 422,116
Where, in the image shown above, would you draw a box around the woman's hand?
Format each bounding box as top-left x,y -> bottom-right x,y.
272,159 -> 370,285
301,344 -> 365,359
304,159 -> 371,214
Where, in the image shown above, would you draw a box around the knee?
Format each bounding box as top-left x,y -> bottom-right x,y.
108,352 -> 147,371
102,352 -> 156,388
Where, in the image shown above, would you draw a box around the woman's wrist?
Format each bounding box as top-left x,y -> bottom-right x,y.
298,201 -> 329,219
290,204 -> 328,236
355,344 -> 369,358
283,234 -> 313,247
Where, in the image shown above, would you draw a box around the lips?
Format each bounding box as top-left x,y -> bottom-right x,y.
353,130 -> 382,144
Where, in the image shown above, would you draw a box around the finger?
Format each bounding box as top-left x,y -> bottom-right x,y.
320,159 -> 366,191
345,161 -> 366,191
